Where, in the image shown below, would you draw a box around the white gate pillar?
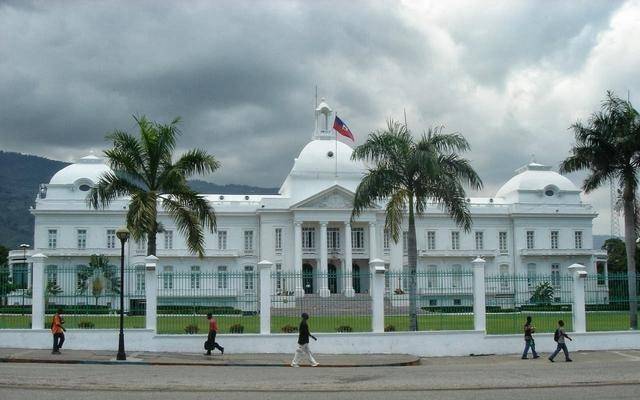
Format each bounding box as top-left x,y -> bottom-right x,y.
258,260 -> 273,335
144,255 -> 158,332
30,253 -> 47,330
568,263 -> 587,333
471,257 -> 486,332
369,258 -> 386,333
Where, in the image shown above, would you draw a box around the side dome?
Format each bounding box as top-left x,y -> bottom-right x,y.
49,154 -> 111,186
292,139 -> 364,175
495,162 -> 581,203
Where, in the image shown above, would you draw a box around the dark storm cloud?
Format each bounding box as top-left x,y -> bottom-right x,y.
0,0 -> 638,233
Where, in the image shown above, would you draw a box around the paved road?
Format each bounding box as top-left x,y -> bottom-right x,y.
1,350 -> 639,399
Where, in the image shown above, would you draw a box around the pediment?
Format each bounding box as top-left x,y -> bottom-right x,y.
292,185 -> 356,210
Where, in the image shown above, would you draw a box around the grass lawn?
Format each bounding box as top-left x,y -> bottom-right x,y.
0,311 -> 633,333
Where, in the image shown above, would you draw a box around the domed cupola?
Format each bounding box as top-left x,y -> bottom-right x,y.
49,152 -> 111,190
279,98 -> 365,203
495,161 -> 582,204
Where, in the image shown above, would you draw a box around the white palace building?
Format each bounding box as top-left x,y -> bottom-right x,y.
9,99 -> 608,309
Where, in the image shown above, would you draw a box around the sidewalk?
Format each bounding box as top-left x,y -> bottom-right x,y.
0,348 -> 419,367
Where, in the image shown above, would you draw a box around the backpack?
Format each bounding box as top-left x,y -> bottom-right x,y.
204,340 -> 212,351
553,328 -> 560,342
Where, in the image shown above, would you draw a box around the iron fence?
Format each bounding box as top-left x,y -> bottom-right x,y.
585,273 -> 639,331
157,270 -> 258,334
40,264 -> 145,329
384,270 -> 474,331
0,264 -> 32,329
485,274 -> 573,334
271,272 -> 372,333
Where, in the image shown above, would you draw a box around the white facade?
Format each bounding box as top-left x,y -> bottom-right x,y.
10,99 -> 607,307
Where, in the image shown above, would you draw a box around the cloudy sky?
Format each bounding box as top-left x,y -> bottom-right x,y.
1,0 -> 639,234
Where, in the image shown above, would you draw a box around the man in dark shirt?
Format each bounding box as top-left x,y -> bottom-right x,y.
521,315 -> 539,359
291,312 -> 318,367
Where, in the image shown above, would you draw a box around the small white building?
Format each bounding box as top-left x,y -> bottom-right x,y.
9,99 -> 608,310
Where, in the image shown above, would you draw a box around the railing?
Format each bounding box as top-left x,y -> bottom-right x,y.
485,274 -> 573,334
270,272 -> 372,333
0,264 -> 32,329
384,271 -> 474,331
156,271 -> 258,334
585,273 -> 639,331
41,264 -> 144,330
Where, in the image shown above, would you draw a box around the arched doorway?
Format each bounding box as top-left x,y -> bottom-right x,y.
352,264 -> 361,294
303,263 -> 314,294
328,263 -> 337,294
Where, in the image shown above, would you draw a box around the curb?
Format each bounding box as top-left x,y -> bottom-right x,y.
0,357 -> 420,368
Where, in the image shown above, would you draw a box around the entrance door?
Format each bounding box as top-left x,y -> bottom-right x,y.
328,263 -> 337,294
353,264 -> 361,294
302,263 -> 314,294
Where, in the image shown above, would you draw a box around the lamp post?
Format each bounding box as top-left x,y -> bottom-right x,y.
115,227 -> 130,361
18,244 -> 29,312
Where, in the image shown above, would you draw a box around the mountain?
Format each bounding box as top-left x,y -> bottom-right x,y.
0,151 -> 277,249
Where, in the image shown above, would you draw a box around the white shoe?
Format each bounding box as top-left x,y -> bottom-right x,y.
291,362 -> 299,367
311,362 -> 319,367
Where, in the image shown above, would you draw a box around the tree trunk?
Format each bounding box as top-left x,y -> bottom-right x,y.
408,195 -> 418,331
147,198 -> 158,257
623,188 -> 638,330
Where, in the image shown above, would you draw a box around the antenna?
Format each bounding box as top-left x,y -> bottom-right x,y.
315,85 -> 318,109
403,108 -> 408,131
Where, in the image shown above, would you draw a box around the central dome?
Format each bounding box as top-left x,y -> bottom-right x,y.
292,139 -> 364,175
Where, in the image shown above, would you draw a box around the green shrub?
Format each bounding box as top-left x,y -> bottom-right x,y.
336,325 -> 352,333
384,324 -> 396,332
421,306 -> 473,313
281,324 -> 298,333
184,324 -> 199,334
77,320 -> 95,329
157,305 -> 242,315
229,323 -> 244,333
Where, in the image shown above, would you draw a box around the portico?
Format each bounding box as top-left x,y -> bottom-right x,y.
293,216 -> 379,297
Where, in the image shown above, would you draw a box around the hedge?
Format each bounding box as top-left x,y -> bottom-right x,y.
156,305 -> 242,315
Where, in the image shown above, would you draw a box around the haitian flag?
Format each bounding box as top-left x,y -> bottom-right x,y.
333,115 -> 355,141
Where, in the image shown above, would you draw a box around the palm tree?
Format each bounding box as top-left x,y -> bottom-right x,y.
76,254 -> 120,305
351,121 -> 483,330
88,116 -> 219,257
560,91 -> 640,329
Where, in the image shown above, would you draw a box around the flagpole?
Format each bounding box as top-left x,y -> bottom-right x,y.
335,112 -> 338,178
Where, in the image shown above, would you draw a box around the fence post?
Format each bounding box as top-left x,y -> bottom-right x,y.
369,258 -> 386,333
472,257 -> 486,332
30,253 -> 47,330
144,255 -> 158,332
568,263 -> 587,333
257,260 -> 273,335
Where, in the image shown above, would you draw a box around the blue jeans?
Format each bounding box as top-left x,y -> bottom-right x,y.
549,343 -> 570,361
522,339 -> 538,358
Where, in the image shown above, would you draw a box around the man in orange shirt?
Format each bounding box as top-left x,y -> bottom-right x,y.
51,308 -> 66,354
204,313 -> 224,356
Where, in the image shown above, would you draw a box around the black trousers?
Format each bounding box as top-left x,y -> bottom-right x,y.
206,331 -> 224,354
52,333 -> 65,351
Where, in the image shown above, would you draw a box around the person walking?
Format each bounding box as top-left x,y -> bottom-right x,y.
521,315 -> 539,359
291,312 -> 318,367
548,320 -> 573,362
51,308 -> 66,355
204,313 -> 224,356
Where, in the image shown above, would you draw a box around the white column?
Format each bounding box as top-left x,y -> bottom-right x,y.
144,255 -> 158,332
294,221 -> 304,298
257,260 -> 273,335
343,222 -> 354,297
568,263 -> 587,333
319,222 -> 330,297
369,222 -> 377,260
30,253 -> 47,330
369,258 -> 386,333
472,257 -> 486,332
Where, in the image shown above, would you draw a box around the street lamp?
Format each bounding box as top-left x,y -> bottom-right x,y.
115,227 -> 130,361
18,244 -> 29,314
